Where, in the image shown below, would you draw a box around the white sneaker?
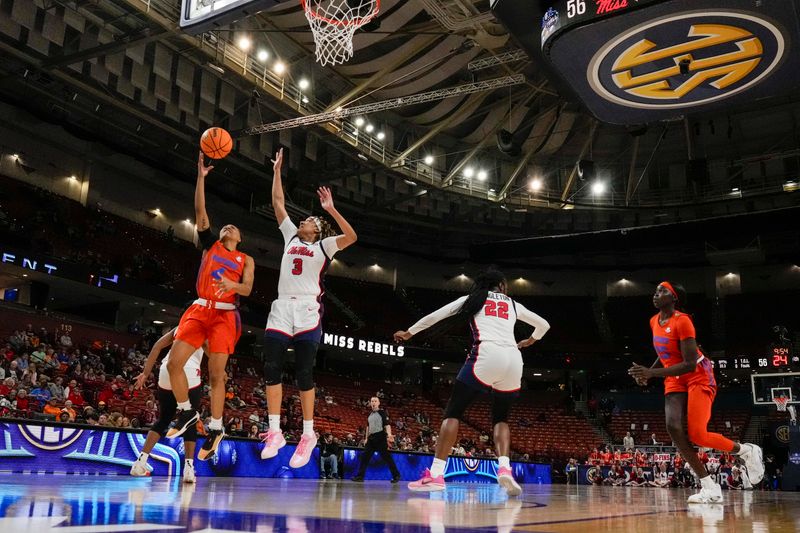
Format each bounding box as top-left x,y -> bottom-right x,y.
687,481 -> 723,504
739,443 -> 764,485
183,462 -> 196,484
130,459 -> 151,477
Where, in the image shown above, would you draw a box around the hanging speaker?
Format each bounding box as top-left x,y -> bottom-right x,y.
496,129 -> 520,155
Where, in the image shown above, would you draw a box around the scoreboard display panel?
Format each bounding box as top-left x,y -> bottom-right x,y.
180,0 -> 280,34
493,0 -> 800,124
715,347 -> 799,372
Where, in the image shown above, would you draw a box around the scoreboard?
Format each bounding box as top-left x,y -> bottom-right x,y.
716,347 -> 799,371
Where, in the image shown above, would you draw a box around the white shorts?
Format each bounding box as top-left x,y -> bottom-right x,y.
158,364 -> 201,390
458,341 -> 523,393
265,298 -> 322,341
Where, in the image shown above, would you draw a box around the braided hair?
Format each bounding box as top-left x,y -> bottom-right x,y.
317,217 -> 337,240
457,268 -> 507,318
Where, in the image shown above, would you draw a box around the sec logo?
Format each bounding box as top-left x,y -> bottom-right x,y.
776,425 -> 790,444
19,424 -> 83,450
588,11 -> 786,110
464,458 -> 480,472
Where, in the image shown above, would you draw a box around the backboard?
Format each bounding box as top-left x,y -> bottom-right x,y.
751,372 -> 800,406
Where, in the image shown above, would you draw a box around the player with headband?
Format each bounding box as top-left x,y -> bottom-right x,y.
259,148 -> 358,468
629,281 -> 764,503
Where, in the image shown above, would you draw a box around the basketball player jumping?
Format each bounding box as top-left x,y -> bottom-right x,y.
131,326 -> 204,483
260,148 -> 357,468
166,151 -> 254,461
628,281 -> 764,503
394,268 -> 550,496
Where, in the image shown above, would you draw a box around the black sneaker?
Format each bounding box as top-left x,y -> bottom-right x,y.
198,428 -> 225,461
166,410 -> 199,438
391,475 -> 400,484
352,476 -> 364,482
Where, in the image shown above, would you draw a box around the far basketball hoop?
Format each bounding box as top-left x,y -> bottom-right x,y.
775,396 -> 789,412
302,0 -> 380,66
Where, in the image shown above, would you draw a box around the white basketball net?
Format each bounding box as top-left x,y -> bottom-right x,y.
302,0 -> 380,66
774,397 -> 789,411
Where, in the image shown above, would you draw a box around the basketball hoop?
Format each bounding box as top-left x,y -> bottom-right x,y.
301,0 -> 380,66
774,397 -> 789,412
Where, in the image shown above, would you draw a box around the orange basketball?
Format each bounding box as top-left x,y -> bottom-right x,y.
200,127 -> 233,159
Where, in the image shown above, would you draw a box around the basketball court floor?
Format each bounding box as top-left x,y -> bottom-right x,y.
1,474 -> 798,532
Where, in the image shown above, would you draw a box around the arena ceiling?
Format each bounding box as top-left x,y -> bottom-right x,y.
0,0 -> 799,259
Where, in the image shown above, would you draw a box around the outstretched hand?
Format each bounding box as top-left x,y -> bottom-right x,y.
318,186 -> 334,212
198,151 -> 214,179
628,363 -> 653,383
393,330 -> 412,343
214,276 -> 238,298
133,372 -> 147,390
272,148 -> 283,173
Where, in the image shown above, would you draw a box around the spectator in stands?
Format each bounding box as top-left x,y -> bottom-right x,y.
623,431 -> 634,450
67,383 -> 85,406
58,411 -> 71,423
726,466 -> 744,490
21,363 -> 38,387
14,353 -> 29,371
650,462 -> 672,488
650,433 -> 659,445
7,360 -> 21,381
43,398 -> 61,418
60,331 -> 73,348
47,377 -> 64,402
319,433 -> 340,479
29,379 -> 51,409
62,400 -> 76,422
248,425 -> 260,439
0,365 -> 4,381
0,378 -> 13,397
14,389 -> 29,412
98,414 -> 110,426
30,345 -> 46,366
627,467 -> 648,487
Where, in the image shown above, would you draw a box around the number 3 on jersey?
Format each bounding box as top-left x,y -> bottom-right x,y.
291,258 -> 303,276
484,300 -> 509,319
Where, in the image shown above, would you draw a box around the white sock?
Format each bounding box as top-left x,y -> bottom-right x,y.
185,458 -> 194,467
138,452 -> 149,462
208,417 -> 223,431
177,401 -> 192,411
303,419 -> 314,436
498,456 -> 511,469
430,458 -> 446,478
269,415 -> 281,432
700,475 -> 716,488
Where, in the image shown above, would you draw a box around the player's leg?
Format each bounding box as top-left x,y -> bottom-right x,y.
665,392 -> 720,503
686,383 -> 764,483
408,379 -> 481,491
289,340 -> 319,468
198,351 -> 229,461
182,385 -> 203,482
132,388 -> 178,476
261,334 -> 290,459
492,391 -> 522,496
167,308 -> 205,437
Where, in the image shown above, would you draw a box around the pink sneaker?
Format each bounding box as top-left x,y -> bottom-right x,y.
408,469 -> 445,492
497,466 -> 522,496
259,429 -> 286,460
289,433 -> 317,468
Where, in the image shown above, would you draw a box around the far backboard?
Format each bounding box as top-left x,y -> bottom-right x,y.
751,372 -> 800,406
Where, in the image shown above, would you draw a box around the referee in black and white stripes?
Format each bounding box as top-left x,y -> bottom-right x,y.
352,397 -> 401,483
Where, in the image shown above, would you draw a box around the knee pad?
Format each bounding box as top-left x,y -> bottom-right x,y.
491,394 -> 514,425
262,337 -> 289,386
293,341 -> 318,391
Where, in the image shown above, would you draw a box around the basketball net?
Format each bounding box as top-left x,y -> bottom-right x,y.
774,397 -> 789,412
301,0 -> 380,66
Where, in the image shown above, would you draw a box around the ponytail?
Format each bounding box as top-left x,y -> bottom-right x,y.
457,268 -> 506,318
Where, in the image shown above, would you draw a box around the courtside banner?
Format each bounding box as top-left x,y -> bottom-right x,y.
0,420 -> 550,483
652,453 -> 672,462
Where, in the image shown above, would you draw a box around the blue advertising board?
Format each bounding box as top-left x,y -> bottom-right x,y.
0,420 -> 550,483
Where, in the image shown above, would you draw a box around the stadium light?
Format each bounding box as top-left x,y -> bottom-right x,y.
464,167 -> 475,178
298,78 -> 310,90
257,49 -> 269,62
273,61 -> 286,75
237,36 -> 252,51
477,170 -> 488,181
365,124 -> 374,133
376,132 -> 385,140
529,178 -> 542,191
355,117 -> 365,127
424,155 -> 434,165
591,181 -> 605,195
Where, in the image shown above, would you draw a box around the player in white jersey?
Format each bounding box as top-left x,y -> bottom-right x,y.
260,148 -> 358,468
130,327 -> 205,483
393,268 -> 550,496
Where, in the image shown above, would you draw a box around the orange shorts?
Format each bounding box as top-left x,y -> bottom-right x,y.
175,304 -> 241,355
664,357 -> 717,397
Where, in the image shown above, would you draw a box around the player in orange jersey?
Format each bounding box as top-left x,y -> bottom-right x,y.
166,152 -> 255,461
629,281 -> 763,503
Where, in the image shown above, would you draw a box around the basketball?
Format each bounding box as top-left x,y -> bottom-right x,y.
200,127 -> 233,159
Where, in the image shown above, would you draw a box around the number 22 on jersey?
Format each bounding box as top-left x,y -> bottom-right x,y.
484,300 -> 509,319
